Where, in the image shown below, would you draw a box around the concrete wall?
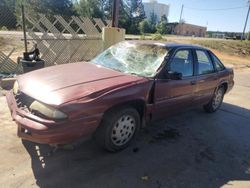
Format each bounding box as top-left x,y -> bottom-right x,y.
102,27 -> 125,50
173,23 -> 207,37
143,0 -> 170,22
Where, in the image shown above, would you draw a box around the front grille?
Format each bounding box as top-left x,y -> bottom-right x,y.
14,92 -> 35,113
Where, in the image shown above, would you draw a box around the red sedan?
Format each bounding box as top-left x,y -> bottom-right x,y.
6,41 -> 234,151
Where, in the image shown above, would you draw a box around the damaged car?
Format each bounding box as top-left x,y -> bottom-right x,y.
6,41 -> 234,152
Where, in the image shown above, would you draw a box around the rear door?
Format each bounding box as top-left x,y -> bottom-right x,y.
153,49 -> 196,120
193,49 -> 219,105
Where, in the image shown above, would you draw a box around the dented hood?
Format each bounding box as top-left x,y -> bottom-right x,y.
17,62 -> 145,106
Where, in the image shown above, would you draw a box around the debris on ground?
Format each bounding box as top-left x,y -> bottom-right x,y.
133,147 -> 139,153
149,128 -> 180,143
141,175 -> 150,181
195,147 -> 215,163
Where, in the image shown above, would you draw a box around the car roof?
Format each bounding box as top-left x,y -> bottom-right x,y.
123,40 -> 208,50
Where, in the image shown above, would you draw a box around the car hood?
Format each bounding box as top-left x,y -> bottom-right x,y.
17,62 -> 146,106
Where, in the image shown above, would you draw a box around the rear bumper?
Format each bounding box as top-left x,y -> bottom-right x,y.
6,91 -> 101,144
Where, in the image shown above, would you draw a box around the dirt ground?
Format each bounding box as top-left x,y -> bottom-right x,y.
0,68 -> 250,188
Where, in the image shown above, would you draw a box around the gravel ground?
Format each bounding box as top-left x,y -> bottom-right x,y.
0,69 -> 250,188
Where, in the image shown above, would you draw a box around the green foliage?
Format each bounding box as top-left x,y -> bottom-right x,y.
15,0 -> 76,22
126,0 -> 146,34
1,26 -> 8,31
148,12 -> 157,33
0,37 -> 4,48
102,0 -> 113,19
140,35 -> 146,40
73,0 -> 145,34
74,0 -> 103,18
139,19 -> 151,34
0,0 -> 154,35
0,0 -> 17,29
140,13 -> 171,35
152,33 -> 163,40
156,14 -> 170,34
117,0 -> 131,30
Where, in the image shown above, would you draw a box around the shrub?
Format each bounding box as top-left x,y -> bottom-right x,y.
152,33 -> 163,40
1,26 -> 8,31
140,35 -> 146,40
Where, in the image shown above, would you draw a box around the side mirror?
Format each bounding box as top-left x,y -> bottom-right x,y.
166,71 -> 182,80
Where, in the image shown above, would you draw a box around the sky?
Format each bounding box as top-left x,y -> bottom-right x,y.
142,0 -> 250,32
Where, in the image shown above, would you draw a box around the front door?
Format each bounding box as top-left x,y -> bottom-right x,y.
153,49 -> 196,120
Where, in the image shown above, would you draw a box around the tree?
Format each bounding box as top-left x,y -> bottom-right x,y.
15,0 -> 76,21
126,0 -> 146,34
101,0 -> 115,20
156,14 -> 169,34
139,19 -> 151,34
12,0 -> 146,34
148,12 -> 157,33
75,0 -> 103,18
118,1 -> 131,30
0,0 -> 16,29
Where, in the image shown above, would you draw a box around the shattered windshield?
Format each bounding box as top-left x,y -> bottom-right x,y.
91,42 -> 168,77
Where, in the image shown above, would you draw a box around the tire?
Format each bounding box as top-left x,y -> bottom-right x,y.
94,107 -> 140,152
203,86 -> 225,113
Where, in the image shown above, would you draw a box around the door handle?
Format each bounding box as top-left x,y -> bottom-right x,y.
190,80 -> 197,85
198,80 -> 205,83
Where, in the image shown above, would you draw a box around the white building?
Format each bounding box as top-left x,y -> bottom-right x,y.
143,0 -> 170,22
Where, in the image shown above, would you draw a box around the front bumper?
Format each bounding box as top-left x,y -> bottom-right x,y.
6,91 -> 101,144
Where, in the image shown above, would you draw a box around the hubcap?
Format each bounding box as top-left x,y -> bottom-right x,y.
212,88 -> 223,109
111,115 -> 136,146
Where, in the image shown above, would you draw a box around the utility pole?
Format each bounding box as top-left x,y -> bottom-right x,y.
241,0 -> 250,41
179,4 -> 184,23
248,24 -> 250,40
21,4 -> 28,53
112,0 -> 120,27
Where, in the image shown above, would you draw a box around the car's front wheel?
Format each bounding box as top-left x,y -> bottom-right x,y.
204,86 -> 225,113
94,107 -> 140,152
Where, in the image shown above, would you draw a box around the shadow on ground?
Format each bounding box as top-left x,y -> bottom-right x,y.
23,103 -> 250,188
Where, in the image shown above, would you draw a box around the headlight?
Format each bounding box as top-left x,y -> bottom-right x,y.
13,81 -> 19,94
30,100 -> 67,120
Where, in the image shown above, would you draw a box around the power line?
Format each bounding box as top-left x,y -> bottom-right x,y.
184,6 -> 248,11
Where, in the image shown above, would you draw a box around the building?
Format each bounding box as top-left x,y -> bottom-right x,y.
212,33 -> 225,39
143,0 -> 170,22
170,23 -> 207,37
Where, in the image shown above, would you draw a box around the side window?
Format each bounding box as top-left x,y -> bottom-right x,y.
196,50 -> 215,75
170,50 -> 193,77
210,53 -> 225,71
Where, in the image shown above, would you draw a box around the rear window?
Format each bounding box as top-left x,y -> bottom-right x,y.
210,52 -> 225,71
196,50 -> 215,75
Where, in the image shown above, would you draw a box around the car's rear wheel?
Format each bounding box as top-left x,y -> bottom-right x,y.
204,86 -> 225,113
94,107 -> 140,152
